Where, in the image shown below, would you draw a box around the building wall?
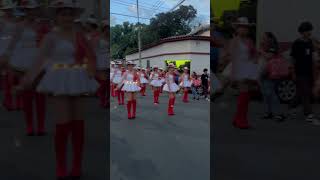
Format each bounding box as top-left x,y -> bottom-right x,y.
257,0 -> 320,43
126,39 -> 210,74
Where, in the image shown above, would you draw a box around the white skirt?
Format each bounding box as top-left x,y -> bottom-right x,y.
37,68 -> 99,96
96,53 -> 108,70
9,49 -> 38,72
179,80 -> 192,88
140,77 -> 148,84
112,76 -> 122,84
150,79 -> 162,87
110,73 -> 114,80
232,61 -> 259,81
121,81 -> 141,92
163,83 -> 180,92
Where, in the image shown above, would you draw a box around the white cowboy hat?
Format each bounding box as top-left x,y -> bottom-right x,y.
153,65 -> 158,69
168,63 -> 175,68
115,61 -> 122,65
0,0 -> 17,10
126,61 -> 136,65
86,17 -> 98,25
232,17 -> 255,26
159,68 -> 163,70
18,0 -> 40,9
141,68 -> 146,71
110,61 -> 115,65
49,0 -> 84,12
184,67 -> 189,70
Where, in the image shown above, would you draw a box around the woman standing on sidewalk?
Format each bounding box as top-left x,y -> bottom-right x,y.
149,66 -> 162,104
163,63 -> 180,115
118,61 -> 141,119
229,17 -> 258,129
179,67 -> 192,102
17,0 -> 98,179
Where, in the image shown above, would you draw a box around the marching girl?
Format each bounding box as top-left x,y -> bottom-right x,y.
139,68 -> 148,96
3,0 -> 49,136
111,61 -> 125,105
0,1 -> 21,111
163,63 -> 180,115
17,0 -> 98,179
117,61 -> 141,119
159,67 -> 165,93
149,66 -> 162,104
110,61 -> 116,97
86,18 -> 108,108
179,67 -> 192,103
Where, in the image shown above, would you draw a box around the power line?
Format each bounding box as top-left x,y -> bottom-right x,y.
169,0 -> 186,12
113,0 -> 169,11
110,12 -> 150,20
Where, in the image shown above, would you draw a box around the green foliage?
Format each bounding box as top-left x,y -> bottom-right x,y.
110,5 -> 197,59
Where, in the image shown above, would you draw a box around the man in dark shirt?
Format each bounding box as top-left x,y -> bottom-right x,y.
201,68 -> 209,100
290,21 -> 318,124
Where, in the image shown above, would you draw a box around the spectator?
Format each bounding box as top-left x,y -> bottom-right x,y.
201,68 -> 209,100
290,21 -> 319,124
191,73 -> 201,100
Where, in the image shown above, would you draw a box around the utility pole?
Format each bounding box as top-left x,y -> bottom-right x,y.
136,0 -> 142,67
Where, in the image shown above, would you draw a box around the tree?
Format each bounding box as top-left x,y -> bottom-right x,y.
111,5 -> 198,59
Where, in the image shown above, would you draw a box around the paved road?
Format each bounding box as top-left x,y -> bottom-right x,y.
110,89 -> 210,180
213,92 -> 320,180
0,94 -> 108,180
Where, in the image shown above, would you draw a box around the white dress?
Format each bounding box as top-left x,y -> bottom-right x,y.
231,40 -> 258,81
112,69 -> 123,84
36,35 -> 98,96
179,74 -> 192,88
9,27 -> 38,72
110,67 -> 115,80
121,72 -> 141,92
0,21 -> 16,55
150,72 -> 162,87
140,72 -> 148,84
163,74 -> 180,92
95,39 -> 108,70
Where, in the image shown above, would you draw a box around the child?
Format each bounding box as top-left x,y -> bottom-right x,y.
260,47 -> 287,122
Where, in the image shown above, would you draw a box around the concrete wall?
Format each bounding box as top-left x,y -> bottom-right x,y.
257,0 -> 320,43
125,39 -> 210,74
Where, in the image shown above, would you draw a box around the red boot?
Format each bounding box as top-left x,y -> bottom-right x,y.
153,90 -> 157,104
117,90 -> 121,105
22,90 -> 34,135
132,99 -> 136,119
183,91 -> 189,103
127,100 -> 132,119
233,92 -> 251,129
55,122 -> 71,178
2,71 -> 15,111
35,93 -> 46,135
70,120 -> 85,178
168,98 -> 175,116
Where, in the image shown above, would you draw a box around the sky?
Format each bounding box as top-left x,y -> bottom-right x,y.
110,0 -> 210,26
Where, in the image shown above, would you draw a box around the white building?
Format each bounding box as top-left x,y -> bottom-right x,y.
125,24 -> 210,74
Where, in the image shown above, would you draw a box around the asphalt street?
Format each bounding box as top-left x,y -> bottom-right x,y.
110,88 -> 210,180
213,91 -> 320,180
0,94 -> 108,180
